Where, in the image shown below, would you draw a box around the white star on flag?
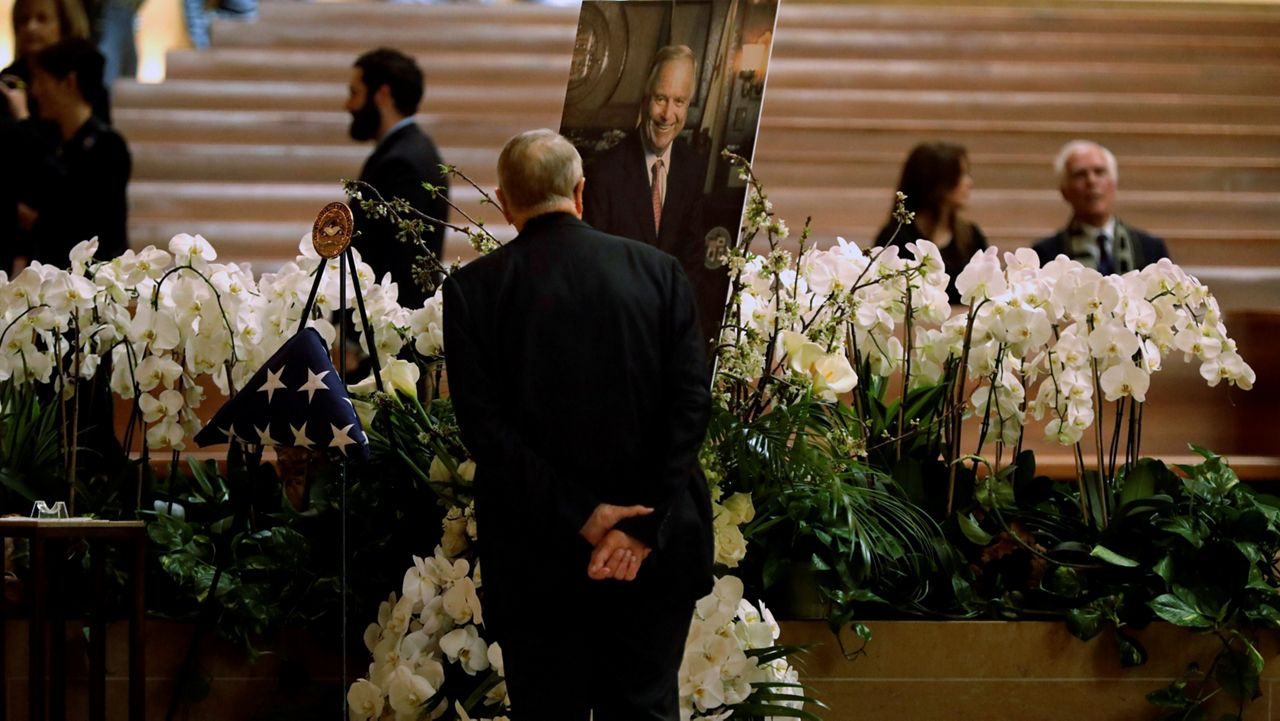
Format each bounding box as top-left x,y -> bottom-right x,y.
259,367 -> 287,402
290,422 -> 313,448
255,424 -> 277,446
299,369 -> 332,403
330,423 -> 357,453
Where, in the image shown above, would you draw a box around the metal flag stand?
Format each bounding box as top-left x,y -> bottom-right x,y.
302,202 -> 386,716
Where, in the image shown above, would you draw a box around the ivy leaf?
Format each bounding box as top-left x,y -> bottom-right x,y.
1150,592 -> 1214,629
957,513 -> 993,545
1114,628 -> 1148,668
1065,606 -> 1106,640
1157,517 -> 1204,548
1153,555 -> 1175,586
1090,544 -> 1139,567
1214,644 -> 1262,701
1045,566 -> 1083,599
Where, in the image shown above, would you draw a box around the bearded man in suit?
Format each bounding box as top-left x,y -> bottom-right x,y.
444,129 -> 713,721
346,47 -> 448,308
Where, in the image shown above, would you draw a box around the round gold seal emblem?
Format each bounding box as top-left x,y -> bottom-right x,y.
312,202 -> 354,259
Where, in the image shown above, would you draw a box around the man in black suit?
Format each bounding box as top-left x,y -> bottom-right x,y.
346,48 -> 448,309
582,45 -> 719,343
444,129 -> 713,720
1033,139 -> 1169,274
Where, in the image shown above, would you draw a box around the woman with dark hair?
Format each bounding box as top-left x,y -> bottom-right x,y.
874,141 -> 988,304
0,0 -> 104,274
19,37 -> 130,267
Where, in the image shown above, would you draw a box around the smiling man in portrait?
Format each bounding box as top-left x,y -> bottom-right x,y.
582,44 -> 708,298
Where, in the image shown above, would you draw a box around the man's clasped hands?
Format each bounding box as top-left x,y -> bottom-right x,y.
578,503 -> 654,582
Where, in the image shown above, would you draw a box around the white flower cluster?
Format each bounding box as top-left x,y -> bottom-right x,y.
352,523 -> 806,721
0,235 -> 434,451
954,248 -> 1254,446
680,575 -> 801,720
722,233 -> 1254,450
711,489 -> 754,568
349,545 -> 504,721
723,238 -> 951,401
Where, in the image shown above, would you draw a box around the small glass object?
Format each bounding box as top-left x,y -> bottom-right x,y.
31,501 -> 69,519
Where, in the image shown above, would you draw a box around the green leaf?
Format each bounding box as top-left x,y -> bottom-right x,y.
1150,593 -> 1214,629
1117,458 -> 1161,507
957,513 -> 993,545
1045,566 -> 1083,599
1215,645 -> 1261,701
1090,544 -> 1139,567
1153,555 -> 1175,586
147,515 -> 192,548
1065,606 -> 1106,640
1157,517 -> 1204,548
1243,604 -> 1280,629
1114,628 -> 1148,668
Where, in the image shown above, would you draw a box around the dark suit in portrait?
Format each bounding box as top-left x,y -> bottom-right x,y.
353,122 -> 448,309
583,131 -> 706,270
1033,219 -> 1169,274
443,211 -> 713,720
583,132 -> 728,345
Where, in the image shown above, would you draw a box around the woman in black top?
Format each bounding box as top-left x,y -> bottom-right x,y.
1,0 -> 98,274
21,37 -> 130,267
874,141 -> 987,304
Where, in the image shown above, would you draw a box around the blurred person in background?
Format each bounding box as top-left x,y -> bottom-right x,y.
16,37 -> 130,268
1,0 -> 104,274
346,47 -> 449,309
1033,139 -> 1169,274
874,141 -> 988,304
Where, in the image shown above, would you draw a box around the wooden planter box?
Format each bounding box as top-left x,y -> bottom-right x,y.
3,619 -> 349,721
780,620 -> 1280,721
7,617 -> 1277,719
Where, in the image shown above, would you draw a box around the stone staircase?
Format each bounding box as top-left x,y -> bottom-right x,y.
114,1 -> 1280,312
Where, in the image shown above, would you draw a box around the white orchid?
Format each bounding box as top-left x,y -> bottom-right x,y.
440,625 -> 490,675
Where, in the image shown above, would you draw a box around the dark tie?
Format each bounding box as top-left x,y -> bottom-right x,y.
1096,232 -> 1113,275
651,158 -> 664,234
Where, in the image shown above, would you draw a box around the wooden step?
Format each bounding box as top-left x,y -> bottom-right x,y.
764,187 -> 1280,237
751,152 -> 1280,193
128,181 -> 490,222
763,88 -> 1280,126
755,118 -> 1280,159
208,17 -> 577,54
129,143 -> 1280,193
126,181 -> 1280,235
767,58 -> 1280,96
772,27 -> 1280,64
164,48 -> 572,85
112,79 -> 566,114
130,143 -> 497,184
773,3 -> 1280,36
114,109 -> 547,147
112,92 -> 1280,151
127,221 -> 511,267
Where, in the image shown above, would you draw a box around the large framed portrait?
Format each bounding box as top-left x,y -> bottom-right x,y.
559,0 -> 780,347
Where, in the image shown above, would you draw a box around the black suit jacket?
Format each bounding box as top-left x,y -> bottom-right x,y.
1033,219 -> 1169,273
443,212 -> 713,638
353,122 -> 449,309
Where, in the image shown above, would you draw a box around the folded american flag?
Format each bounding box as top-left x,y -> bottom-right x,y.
194,328 -> 369,461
